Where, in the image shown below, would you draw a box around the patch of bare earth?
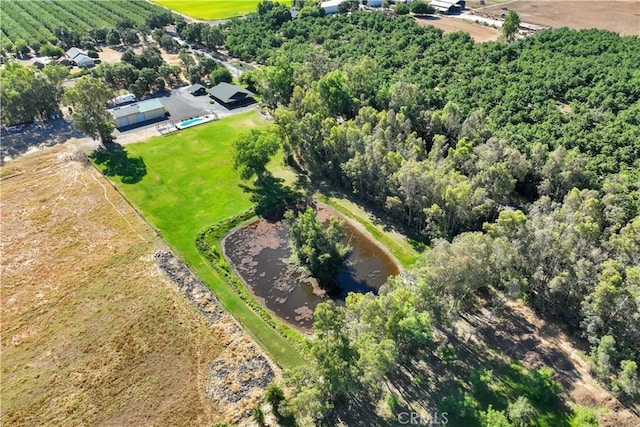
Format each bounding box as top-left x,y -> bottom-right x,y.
415,16 -> 500,42
456,293 -> 639,425
0,143 -> 273,425
478,0 -> 640,36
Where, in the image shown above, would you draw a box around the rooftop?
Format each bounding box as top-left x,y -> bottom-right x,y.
208,82 -> 254,104
109,99 -> 164,119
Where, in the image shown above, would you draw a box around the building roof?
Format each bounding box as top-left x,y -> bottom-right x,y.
66,47 -> 86,59
321,0 -> 346,9
188,83 -> 205,93
208,82 -> 254,104
74,54 -> 95,67
33,57 -> 53,65
429,0 -> 461,11
109,99 -> 164,119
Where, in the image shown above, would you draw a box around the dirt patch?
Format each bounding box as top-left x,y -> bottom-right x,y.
0,143 -> 275,426
478,0 -> 640,36
415,16 -> 501,42
456,294 -> 639,424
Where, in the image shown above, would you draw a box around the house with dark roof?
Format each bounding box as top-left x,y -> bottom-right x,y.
108,99 -> 166,129
208,82 -> 255,109
188,83 -> 207,96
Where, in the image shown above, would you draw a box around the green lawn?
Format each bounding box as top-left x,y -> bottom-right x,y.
152,0 -> 290,20
94,111 -> 304,369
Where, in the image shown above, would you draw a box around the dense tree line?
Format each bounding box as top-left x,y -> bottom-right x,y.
0,62 -> 69,127
224,5 -> 640,411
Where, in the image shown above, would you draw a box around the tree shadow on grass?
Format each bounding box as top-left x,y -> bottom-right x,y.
239,174 -> 302,220
90,143 -> 147,184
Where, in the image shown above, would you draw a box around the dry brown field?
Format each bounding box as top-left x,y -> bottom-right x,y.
478,0 -> 640,36
0,144 -> 267,425
415,15 -> 501,42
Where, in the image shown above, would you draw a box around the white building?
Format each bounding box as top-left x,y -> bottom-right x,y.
321,0 -> 383,15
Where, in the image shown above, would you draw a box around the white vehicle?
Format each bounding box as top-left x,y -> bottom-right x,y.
114,93 -> 137,105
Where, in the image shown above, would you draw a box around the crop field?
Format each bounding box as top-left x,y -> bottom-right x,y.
152,0 -> 290,20
0,145 -> 267,425
478,0 -> 640,36
0,0 -> 165,46
93,111 -> 304,369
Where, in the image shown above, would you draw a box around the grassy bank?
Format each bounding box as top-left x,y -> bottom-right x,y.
317,194 -> 422,268
94,111 -> 304,369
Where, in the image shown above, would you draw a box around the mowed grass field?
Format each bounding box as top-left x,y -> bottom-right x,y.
96,111 -> 304,368
152,0 -> 289,20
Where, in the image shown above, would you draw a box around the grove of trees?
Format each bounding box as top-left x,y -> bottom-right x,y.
223,4 -> 640,420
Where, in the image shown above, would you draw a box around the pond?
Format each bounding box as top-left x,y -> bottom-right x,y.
222,203 -> 400,331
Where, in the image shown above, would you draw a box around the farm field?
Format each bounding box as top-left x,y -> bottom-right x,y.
0,145 -> 266,425
152,0 -> 290,20
415,15 -> 500,42
93,110 -> 305,369
478,0 -> 640,36
0,0 -> 165,46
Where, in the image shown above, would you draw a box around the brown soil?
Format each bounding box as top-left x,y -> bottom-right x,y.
478,0 -> 640,36
456,293 -> 639,424
415,16 -> 501,42
0,143 -> 271,425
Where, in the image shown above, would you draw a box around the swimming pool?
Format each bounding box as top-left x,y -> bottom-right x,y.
179,117 -> 205,128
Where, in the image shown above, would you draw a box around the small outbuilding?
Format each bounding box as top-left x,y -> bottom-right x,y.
57,57 -> 73,67
33,57 -> 53,69
208,82 -> 255,109
109,98 -> 166,129
188,83 -> 207,96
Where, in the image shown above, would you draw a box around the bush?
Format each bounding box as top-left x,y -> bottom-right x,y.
410,1 -> 436,15
87,50 -> 99,59
394,3 -> 410,15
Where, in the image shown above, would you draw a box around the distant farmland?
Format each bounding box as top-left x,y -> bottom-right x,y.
151,0 -> 290,20
0,0 -> 165,47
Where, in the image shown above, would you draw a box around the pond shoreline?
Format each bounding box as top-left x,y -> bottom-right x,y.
221,199 -> 402,332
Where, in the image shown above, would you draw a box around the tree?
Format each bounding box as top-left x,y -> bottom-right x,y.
14,39 -> 30,57
64,77 -> 115,144
265,382 -> 285,417
394,3 -> 410,15
121,29 -> 140,46
338,0 -> 359,14
592,335 -> 616,382
252,406 -> 265,426
480,405 -> 512,427
507,396 -> 536,427
106,29 -> 121,46
410,1 -> 435,15
210,66 -> 233,85
613,360 -> 639,398
502,11 -> 520,42
39,43 -> 64,58
285,207 -> 351,289
233,129 -> 280,181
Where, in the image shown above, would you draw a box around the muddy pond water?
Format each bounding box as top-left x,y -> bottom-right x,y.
222,204 -> 400,331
